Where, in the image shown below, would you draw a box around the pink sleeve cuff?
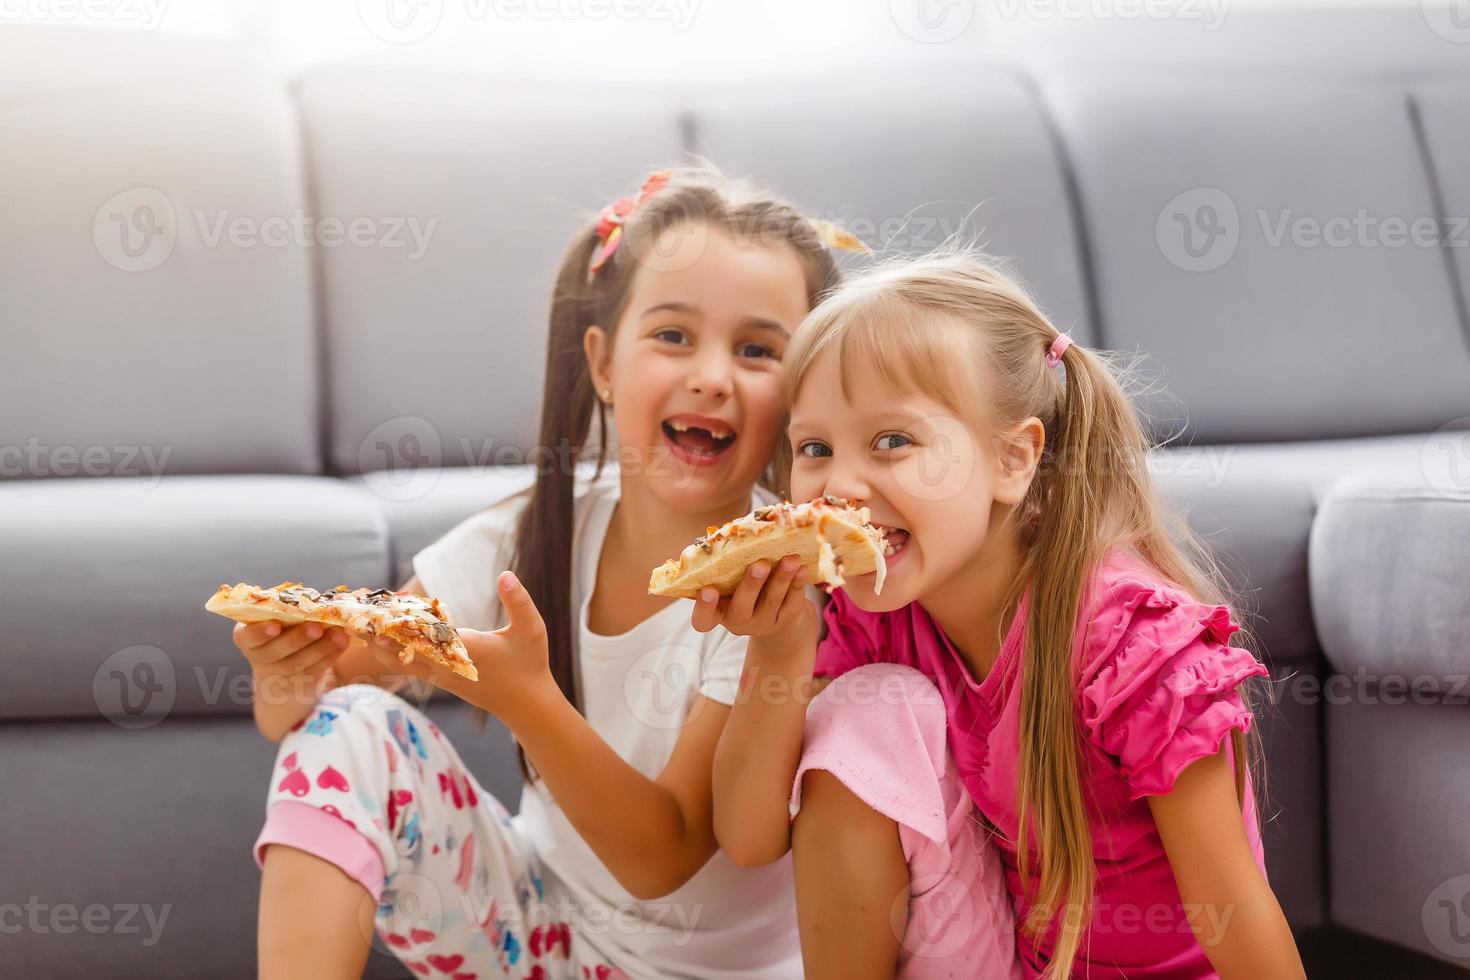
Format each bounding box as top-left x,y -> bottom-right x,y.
254,801 -> 386,901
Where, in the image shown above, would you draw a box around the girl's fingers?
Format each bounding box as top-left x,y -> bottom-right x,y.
754,555 -> 801,622
233,620 -> 284,650
275,633 -> 348,673
690,586 -> 723,634
726,561 -> 771,624
252,622 -> 330,664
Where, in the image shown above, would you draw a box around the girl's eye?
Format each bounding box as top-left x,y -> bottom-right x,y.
874,433 -> 912,451
797,441 -> 832,459
737,342 -> 777,360
653,328 -> 689,345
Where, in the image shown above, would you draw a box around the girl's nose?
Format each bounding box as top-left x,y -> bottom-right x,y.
687,354 -> 733,399
822,465 -> 871,508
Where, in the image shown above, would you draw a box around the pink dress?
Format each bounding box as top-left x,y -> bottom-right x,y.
813,552 -> 1271,979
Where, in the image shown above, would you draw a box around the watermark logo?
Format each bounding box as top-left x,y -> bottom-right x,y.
358,416 -> 445,503
1423,0 -> 1470,44
992,0 -> 1229,31
93,189 -> 437,273
1420,419 -> 1470,499
891,0 -> 974,42
0,440 -> 171,484
622,644 -> 705,732
93,645 -> 176,729
93,188 -> 177,273
0,898 -> 170,946
1423,874 -> 1470,959
0,0 -> 169,31
373,873 -> 445,958
1156,187 -> 1239,273
890,414 -> 978,503
358,0 -> 444,43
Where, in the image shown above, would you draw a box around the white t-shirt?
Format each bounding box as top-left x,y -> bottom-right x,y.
412,467 -> 801,980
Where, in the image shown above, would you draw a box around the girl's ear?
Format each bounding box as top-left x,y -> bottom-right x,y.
583,324 -> 612,400
993,416 -> 1045,506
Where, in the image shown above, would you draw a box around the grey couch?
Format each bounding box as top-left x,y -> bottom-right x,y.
4,13 -> 1469,978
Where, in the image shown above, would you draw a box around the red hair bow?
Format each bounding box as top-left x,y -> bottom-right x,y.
587,170 -> 673,281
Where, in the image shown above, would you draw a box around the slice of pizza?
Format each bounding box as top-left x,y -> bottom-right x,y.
205,581 -> 477,681
648,496 -> 888,599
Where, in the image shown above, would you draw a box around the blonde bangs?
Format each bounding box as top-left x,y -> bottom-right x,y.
781,284 -> 980,417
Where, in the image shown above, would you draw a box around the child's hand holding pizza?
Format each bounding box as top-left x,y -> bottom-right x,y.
232,620 -> 351,685
690,555 -> 817,645
367,571 -> 557,723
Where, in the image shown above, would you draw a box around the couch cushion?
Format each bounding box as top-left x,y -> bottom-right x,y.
0,48 -> 318,477
351,464 -> 536,586
0,702 -> 519,979
1310,461 -> 1470,690
295,65 -> 685,474
1042,74 -> 1470,443
0,476 -> 388,723
686,66 -> 1094,345
1328,697 -> 1470,966
1152,433 -> 1439,665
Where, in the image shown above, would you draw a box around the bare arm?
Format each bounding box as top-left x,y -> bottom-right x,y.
377,571 -> 734,900
694,557 -> 825,867
712,634 -> 829,866
1149,745 -> 1305,979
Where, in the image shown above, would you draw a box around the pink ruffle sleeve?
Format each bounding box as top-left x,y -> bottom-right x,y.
1078,582 -> 1269,800
812,589 -> 883,679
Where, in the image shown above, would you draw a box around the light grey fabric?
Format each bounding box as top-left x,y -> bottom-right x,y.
0,70 -> 319,477
1310,472 -> 1470,689
1004,7 -> 1470,81
1328,696 -> 1470,967
1151,433 -> 1437,664
350,465 -> 537,586
1252,663 -> 1325,927
1415,83 -> 1470,340
0,704 -> 518,980
295,67 -> 685,474
685,66 -> 1094,344
1042,75 -> 1470,443
0,476 -> 388,722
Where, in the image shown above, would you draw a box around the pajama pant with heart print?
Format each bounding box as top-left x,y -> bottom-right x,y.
253,684 -> 630,980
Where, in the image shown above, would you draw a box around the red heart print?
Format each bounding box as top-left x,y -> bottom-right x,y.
282,751 -> 298,771
410,928 -> 436,944
385,933 -> 409,948
596,967 -> 612,980
452,974 -> 476,980
427,954 -> 464,972
316,766 -> 350,792
405,961 -> 430,976
277,768 -> 309,798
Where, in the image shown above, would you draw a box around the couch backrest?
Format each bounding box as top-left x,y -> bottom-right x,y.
1041,72 -> 1470,443
0,40 -> 320,478
295,67 -> 687,475
680,67 -> 1095,346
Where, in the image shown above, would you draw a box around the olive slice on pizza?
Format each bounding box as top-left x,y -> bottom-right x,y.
205,581 -> 477,681
648,496 -> 887,599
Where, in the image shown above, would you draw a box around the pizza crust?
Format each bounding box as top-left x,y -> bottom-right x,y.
648,497 -> 887,599
206,581 -> 477,681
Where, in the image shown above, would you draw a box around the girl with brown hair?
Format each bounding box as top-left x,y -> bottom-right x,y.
234,166 -> 852,978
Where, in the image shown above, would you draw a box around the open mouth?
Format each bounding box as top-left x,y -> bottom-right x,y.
877,526 -> 910,560
662,416 -> 737,465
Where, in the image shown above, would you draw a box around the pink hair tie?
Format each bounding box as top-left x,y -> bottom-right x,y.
1046,333 -> 1073,368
